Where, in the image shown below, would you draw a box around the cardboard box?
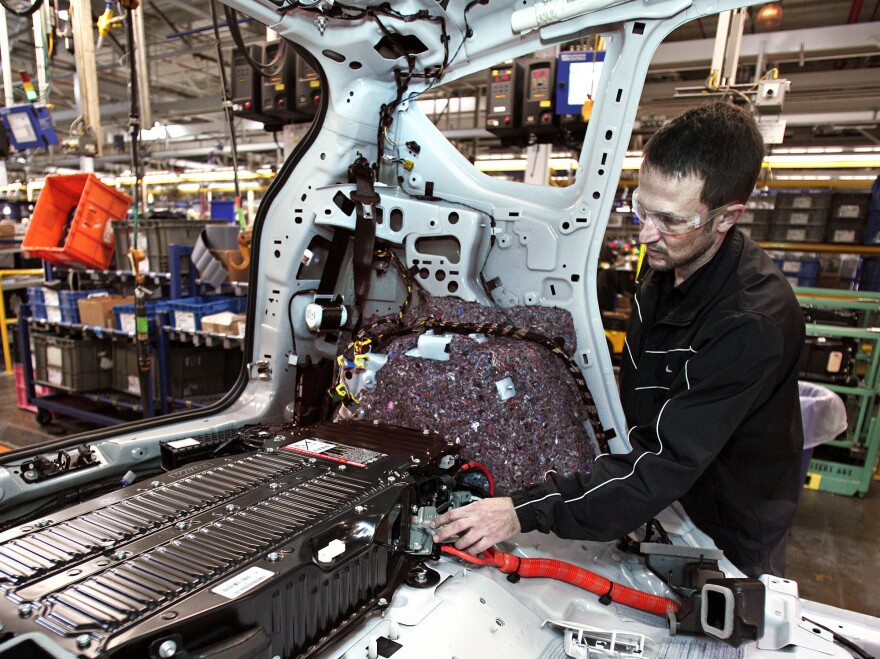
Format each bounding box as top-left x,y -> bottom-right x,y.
0,222 -> 16,239
211,248 -> 249,283
200,311 -> 246,336
77,295 -> 134,329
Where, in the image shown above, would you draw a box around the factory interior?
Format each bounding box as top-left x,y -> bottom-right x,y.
0,0 -> 878,657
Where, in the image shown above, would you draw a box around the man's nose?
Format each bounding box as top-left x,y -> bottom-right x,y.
639,216 -> 661,243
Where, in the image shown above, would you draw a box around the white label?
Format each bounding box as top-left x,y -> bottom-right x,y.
492,105 -> 506,113
47,306 -> 62,322
838,205 -> 861,219
787,228 -> 806,241
789,212 -> 810,224
176,311 -> 196,331
288,438 -> 335,454
211,566 -> 275,600
103,221 -> 114,246
48,366 -> 63,386
120,313 -> 136,334
826,351 -> 843,374
46,345 -> 64,368
833,229 -> 856,243
127,375 -> 141,395
782,260 -> 801,274
43,290 -> 59,305
792,196 -> 813,209
167,438 -> 200,449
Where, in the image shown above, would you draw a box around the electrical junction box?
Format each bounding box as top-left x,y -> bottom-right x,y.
485,61 -> 526,145
231,44 -> 270,122
755,78 -> 790,113
520,57 -> 558,142
293,56 -> 321,120
261,41 -> 299,121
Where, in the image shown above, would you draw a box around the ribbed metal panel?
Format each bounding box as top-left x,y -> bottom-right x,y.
0,421 -> 453,658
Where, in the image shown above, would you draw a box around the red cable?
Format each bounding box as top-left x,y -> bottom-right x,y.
441,545 -> 678,617
442,546 -> 493,565
462,461 -> 496,496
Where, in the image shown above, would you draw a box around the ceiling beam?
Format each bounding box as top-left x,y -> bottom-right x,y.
651,21 -> 880,70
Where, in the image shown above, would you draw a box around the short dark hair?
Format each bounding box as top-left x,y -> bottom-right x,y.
641,102 -> 765,209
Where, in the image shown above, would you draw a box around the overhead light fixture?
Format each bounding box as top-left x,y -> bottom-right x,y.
755,2 -> 783,30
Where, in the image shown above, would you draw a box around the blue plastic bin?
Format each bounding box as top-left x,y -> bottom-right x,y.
167,295 -> 247,331
113,300 -> 173,334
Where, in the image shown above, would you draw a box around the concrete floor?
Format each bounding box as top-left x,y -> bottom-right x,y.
0,371 -> 878,620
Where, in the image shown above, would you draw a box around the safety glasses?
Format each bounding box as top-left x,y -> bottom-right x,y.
632,187 -> 730,236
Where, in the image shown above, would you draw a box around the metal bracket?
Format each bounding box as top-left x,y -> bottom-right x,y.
248,360 -> 272,381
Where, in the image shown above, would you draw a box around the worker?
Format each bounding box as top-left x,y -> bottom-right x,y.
432,102 -> 806,578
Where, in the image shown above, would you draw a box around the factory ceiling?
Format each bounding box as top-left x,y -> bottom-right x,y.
0,0 -> 878,172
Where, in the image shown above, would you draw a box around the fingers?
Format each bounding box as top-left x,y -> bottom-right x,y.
429,498 -> 519,556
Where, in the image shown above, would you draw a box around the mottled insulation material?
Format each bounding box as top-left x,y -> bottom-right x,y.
356,298 -> 596,493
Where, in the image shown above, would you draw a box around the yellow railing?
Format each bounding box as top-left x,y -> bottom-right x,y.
0,269 -> 45,374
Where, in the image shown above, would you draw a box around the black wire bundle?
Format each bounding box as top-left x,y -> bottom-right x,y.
802,618 -> 875,659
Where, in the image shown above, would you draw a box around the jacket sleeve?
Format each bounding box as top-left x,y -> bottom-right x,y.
511,312 -> 787,541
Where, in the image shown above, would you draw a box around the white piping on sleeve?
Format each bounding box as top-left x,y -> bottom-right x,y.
684,359 -> 691,390
624,338 -> 638,370
515,399 -> 671,511
635,385 -> 669,391
634,292 -> 643,323
645,347 -> 698,354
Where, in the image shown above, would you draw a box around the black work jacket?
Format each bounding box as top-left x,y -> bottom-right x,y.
512,229 -> 805,576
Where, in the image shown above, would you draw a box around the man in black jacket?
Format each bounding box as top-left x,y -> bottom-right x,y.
431,102 -> 805,577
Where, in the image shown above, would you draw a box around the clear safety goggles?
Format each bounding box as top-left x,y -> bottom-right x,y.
632,187 -> 730,236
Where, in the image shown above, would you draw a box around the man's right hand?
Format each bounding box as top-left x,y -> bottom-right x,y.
430,497 -> 521,556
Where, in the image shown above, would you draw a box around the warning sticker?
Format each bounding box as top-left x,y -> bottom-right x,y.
282,437 -> 385,467
167,437 -> 200,449
211,566 -> 275,599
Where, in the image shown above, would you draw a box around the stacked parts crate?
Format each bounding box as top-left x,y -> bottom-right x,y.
827,193 -> 871,244
31,333 -> 112,392
740,190 -> 775,241
770,251 -> 821,288
167,345 -> 235,398
113,219 -> 212,273
111,341 -> 158,397
770,191 -> 831,243
22,174 -> 131,269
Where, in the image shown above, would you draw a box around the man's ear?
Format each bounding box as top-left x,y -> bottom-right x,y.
716,203 -> 745,233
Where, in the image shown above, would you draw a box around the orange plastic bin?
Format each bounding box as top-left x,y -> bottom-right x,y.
22,174 -> 131,269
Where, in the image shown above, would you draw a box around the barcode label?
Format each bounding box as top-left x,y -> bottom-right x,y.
211,566 -> 275,599
176,311 -> 196,331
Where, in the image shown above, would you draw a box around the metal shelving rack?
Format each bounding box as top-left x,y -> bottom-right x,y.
18,246 -> 247,426
797,288 -> 880,497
